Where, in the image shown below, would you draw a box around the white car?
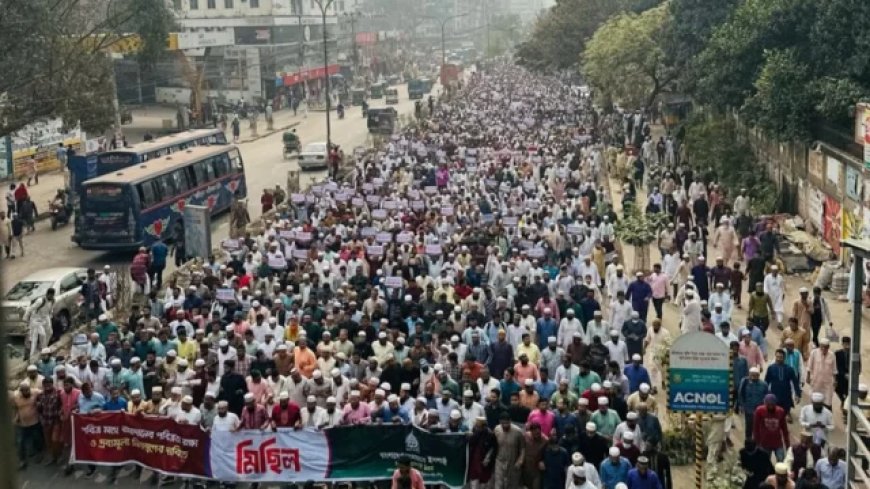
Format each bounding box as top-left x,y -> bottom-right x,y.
298,142 -> 329,171
1,267 -> 88,337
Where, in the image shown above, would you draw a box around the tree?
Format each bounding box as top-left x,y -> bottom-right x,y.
0,0 -> 176,136
515,0 -> 661,71
582,3 -> 675,109
485,14 -> 521,58
662,0 -> 740,93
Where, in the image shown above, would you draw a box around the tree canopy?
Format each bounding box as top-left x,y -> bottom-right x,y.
515,0 -> 660,71
582,3 -> 674,109
0,0 -> 176,136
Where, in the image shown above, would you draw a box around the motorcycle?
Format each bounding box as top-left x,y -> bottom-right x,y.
49,200 -> 71,230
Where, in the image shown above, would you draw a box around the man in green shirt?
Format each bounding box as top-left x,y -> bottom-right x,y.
95,314 -> 119,344
572,361 -> 601,396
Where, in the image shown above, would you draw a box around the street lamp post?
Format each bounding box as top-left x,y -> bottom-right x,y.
313,0 -> 335,150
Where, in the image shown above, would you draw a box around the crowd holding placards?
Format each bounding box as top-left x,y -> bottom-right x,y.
9,61 -> 851,489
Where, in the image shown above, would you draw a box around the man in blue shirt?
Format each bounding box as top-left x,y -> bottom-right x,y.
623,355 -> 651,394
626,456 -> 663,489
103,386 -> 128,411
77,382 -> 106,413
376,395 -> 410,424
534,368 -> 558,401
599,446 -> 631,489
149,238 -> 169,289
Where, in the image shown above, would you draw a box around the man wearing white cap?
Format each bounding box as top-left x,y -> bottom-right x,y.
301,395 -> 329,429
175,395 -> 202,425
600,446 -> 631,489
608,291 -> 633,338
212,401 -> 241,432
460,390 -> 485,424
605,330 -> 629,370
799,392 -> 834,446
763,265 -> 786,329
558,310 -> 582,350
806,338 -> 836,408
371,331 -> 395,365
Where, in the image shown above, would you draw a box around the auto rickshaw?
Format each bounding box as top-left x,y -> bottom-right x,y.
351,88 -> 367,106
283,130 -> 300,159
385,88 -> 399,105
367,107 -> 397,134
370,82 -> 385,99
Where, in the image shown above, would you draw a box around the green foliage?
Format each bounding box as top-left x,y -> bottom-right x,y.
662,0 -> 739,93
0,0 -> 175,136
485,14 -> 522,58
582,3 -> 674,108
615,206 -> 670,246
515,0 -> 662,71
682,115 -> 778,214
689,0 -> 870,141
742,49 -> 815,141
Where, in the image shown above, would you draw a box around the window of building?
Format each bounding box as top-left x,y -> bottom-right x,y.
224,0 -> 233,8
207,0 -> 215,8
189,0 -> 198,9
250,0 -> 259,7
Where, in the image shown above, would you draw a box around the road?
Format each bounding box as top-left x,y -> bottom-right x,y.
13,86 -> 427,489
0,86 -> 426,295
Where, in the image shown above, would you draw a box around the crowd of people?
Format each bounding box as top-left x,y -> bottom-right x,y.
8,62 -> 852,489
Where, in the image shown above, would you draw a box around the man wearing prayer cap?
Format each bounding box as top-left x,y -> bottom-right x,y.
799,392 -> 834,446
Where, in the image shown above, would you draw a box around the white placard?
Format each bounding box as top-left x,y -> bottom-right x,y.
352,197 -> 365,207
278,230 -> 295,239
291,193 -> 306,203
361,227 -> 377,237
372,209 -> 387,220
215,288 -> 236,302
295,231 -> 312,241
528,247 -> 546,258
367,245 -> 384,256
425,244 -> 442,255
268,256 -> 287,268
376,232 -> 393,243
440,206 -> 454,216
411,200 -> 425,210
425,186 -> 438,194
384,276 -> 403,288
382,200 -> 397,210
221,239 -> 240,250
292,249 -> 310,260
503,216 -> 518,226
366,195 -> 381,204
396,232 -> 413,244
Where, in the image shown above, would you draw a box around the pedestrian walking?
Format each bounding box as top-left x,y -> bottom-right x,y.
18,196 -> 36,233
26,156 -> 38,186
10,212 -> 25,257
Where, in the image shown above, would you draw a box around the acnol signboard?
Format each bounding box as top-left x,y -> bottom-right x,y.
667,332 -> 731,413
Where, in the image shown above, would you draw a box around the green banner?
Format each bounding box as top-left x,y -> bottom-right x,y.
327,425 -> 468,488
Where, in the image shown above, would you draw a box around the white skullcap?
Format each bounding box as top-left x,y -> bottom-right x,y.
578,398 -> 589,406
609,447 -> 620,457
623,431 -> 635,440
380,382 -> 391,391
171,386 -> 183,395
41,348 -> 51,355
626,412 -> 638,420
811,392 -> 824,402
571,452 -> 584,464
602,380 -> 613,389
306,395 -> 316,403
639,383 -> 650,393
375,389 -> 386,397
547,336 -> 557,343
598,396 -> 609,405
312,370 -> 323,379
524,379 -> 534,386
331,368 -> 341,377
182,395 -> 193,404
387,394 -> 398,402
279,392 -> 290,400
860,384 -> 869,392
350,390 -> 361,397
167,350 -> 177,357
463,390 -> 474,397
543,308 -> 552,314
326,396 -> 337,403
378,332 -> 387,339
591,383 -> 602,391
631,353 -> 642,361
243,393 -> 255,402
195,359 -> 206,367
749,367 -> 760,374
450,410 -> 462,420
585,422 -> 596,431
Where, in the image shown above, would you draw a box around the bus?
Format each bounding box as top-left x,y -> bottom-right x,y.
68,128 -> 229,199
72,145 -> 246,251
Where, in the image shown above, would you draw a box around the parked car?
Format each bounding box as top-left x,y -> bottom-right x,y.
298,142 -> 329,171
1,267 -> 88,337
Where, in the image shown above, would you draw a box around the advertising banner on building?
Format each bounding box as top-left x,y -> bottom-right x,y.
70,413 -> 210,478
667,332 -> 731,413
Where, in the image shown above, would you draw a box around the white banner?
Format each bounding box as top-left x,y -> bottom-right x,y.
209,429 -> 330,482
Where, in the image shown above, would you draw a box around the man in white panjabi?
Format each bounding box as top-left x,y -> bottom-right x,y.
763,265 -> 786,328
642,318 -> 671,393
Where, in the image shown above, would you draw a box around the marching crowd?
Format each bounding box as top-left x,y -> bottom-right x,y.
8,62 -> 852,489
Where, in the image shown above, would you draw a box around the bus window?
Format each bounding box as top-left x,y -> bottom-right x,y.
137,181 -> 160,208
155,173 -> 179,201
170,168 -> 192,193
213,153 -> 231,177
193,159 -> 215,185
229,149 -> 243,172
